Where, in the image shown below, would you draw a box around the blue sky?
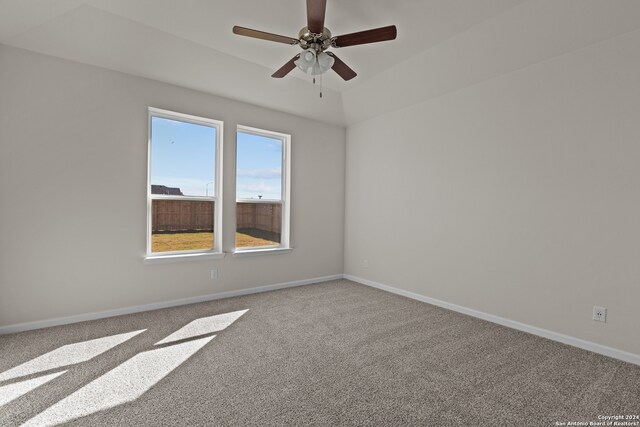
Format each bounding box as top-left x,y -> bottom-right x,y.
236,131 -> 282,200
150,117 -> 216,197
150,117 -> 282,199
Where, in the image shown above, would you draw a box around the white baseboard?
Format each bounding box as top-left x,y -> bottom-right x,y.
344,274 -> 640,367
4,273 -> 638,367
0,274 -> 344,335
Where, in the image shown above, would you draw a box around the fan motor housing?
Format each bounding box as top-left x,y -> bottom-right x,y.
298,26 -> 333,51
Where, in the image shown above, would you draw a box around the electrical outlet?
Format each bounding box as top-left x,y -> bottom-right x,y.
593,306 -> 606,322
210,268 -> 218,280
363,259 -> 369,267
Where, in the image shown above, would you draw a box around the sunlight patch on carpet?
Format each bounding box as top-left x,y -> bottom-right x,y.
21,335 -> 214,427
154,309 -> 248,345
0,330 -> 146,382
0,371 -> 67,407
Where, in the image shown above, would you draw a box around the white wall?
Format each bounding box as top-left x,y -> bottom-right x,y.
0,45 -> 345,327
345,28 -> 640,356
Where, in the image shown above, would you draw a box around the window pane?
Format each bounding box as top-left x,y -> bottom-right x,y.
151,116 -> 216,197
236,132 -> 282,200
152,200 -> 214,252
236,202 -> 281,248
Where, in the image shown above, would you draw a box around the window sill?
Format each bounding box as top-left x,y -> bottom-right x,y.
144,252 -> 226,264
233,248 -> 293,257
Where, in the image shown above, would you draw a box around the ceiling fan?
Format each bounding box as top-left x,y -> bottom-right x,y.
232,0 -> 397,85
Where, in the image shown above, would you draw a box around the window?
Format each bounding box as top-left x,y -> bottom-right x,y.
235,126 -> 291,252
147,108 -> 223,257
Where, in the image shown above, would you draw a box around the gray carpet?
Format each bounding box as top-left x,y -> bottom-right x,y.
0,280 -> 638,426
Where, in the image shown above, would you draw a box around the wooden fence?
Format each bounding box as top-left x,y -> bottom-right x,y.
236,202 -> 282,234
152,200 -> 214,232
152,200 -> 281,234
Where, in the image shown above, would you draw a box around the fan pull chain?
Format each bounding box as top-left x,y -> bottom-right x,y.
313,55 -> 317,85
309,55 -> 322,98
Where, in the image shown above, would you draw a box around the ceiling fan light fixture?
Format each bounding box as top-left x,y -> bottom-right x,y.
294,48 -> 316,74
294,48 -> 334,76
317,51 -> 335,73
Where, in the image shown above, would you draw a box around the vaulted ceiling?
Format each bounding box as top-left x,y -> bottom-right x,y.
1,0 -> 639,126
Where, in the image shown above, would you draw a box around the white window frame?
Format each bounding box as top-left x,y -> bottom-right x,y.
145,107 -> 224,260
234,125 -> 291,254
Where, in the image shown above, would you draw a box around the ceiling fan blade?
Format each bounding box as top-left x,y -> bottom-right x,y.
307,0 -> 327,34
333,25 -> 397,48
272,55 -> 300,78
233,26 -> 298,45
327,52 -> 357,81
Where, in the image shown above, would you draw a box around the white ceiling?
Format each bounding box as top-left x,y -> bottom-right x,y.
83,0 -> 528,89
1,0 -> 639,126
